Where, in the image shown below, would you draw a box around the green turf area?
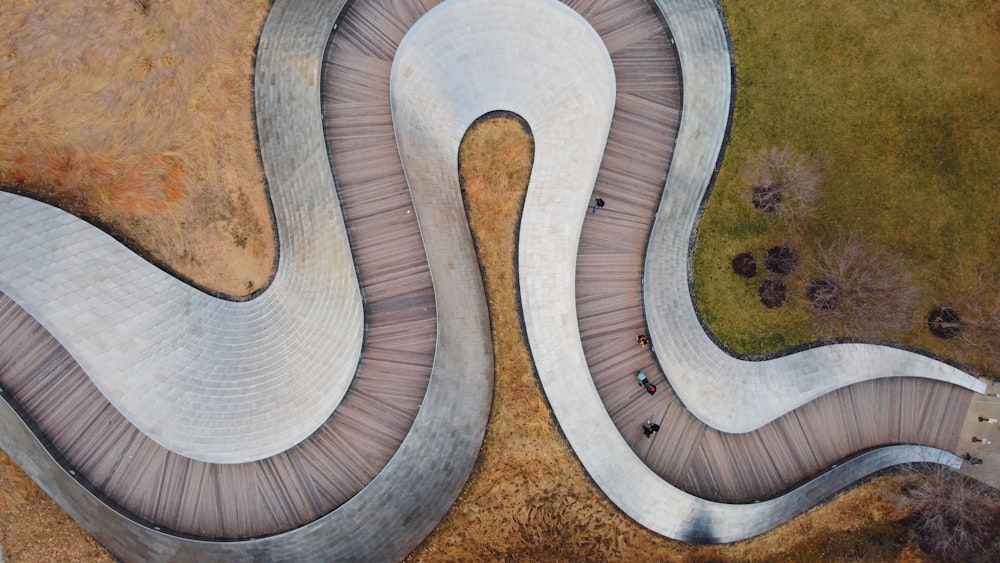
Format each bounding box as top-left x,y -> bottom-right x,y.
693,0 -> 1000,370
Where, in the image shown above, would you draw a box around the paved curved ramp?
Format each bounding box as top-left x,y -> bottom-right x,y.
0,0 -> 491,560
568,0 -> 973,504
515,0 -> 982,543
640,0 -> 985,434
0,96 -> 364,463
0,0 -> 986,559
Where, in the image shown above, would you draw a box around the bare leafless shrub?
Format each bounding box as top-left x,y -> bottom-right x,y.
764,244 -> 799,275
895,465 -> 1000,562
927,305 -> 962,339
950,268 -> 1000,378
731,252 -> 758,278
758,277 -> 787,308
741,145 -> 820,217
806,236 -> 918,335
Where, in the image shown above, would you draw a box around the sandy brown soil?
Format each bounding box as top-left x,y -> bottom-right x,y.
0,451 -> 112,562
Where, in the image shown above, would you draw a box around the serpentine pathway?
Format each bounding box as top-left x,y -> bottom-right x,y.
0,0 -> 986,560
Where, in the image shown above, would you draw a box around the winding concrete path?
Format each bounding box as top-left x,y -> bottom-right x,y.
641,1 -> 985,435
514,0 -> 982,543
0,0 -> 987,559
0,52 -> 365,463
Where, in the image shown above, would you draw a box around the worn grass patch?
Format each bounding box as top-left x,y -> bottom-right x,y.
695,0 -> 1000,371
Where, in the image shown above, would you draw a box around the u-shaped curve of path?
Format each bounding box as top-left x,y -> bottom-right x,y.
0,32 -> 366,463
0,0 -> 492,560
493,0 -> 983,543
0,0 -> 987,559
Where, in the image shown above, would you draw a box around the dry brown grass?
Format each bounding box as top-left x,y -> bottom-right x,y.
0,0 -> 274,296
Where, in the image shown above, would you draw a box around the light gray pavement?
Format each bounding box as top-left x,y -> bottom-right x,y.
1,0 -> 492,560
0,2 -> 366,462
516,0 -> 981,543
642,0 -> 985,434
391,0 -> 616,445
0,0 -> 986,557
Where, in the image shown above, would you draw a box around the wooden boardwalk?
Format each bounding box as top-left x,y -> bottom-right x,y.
0,0 -> 441,539
574,0 -> 973,502
0,0 -> 974,546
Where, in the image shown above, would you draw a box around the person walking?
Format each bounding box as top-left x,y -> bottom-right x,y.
592,197 -> 605,213
642,420 -> 660,437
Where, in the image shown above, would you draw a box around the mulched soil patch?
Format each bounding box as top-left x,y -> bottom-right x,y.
926,305 -> 962,339
764,244 -> 798,275
758,278 -> 787,308
731,252 -> 758,278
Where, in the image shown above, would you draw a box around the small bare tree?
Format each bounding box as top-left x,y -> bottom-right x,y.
741,145 -> 820,217
895,465 -> 1000,562
806,236 -> 918,336
948,268 -> 1000,380
758,277 -> 787,309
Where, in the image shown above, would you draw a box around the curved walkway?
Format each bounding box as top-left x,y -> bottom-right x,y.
639,2 -> 985,433
0,0 -> 443,540
0,21 -> 366,463
0,0 -> 986,559
0,0 -> 490,560
571,0 -> 972,503
519,0 -> 982,543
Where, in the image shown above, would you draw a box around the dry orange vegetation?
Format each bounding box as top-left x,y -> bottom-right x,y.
0,0 -> 274,296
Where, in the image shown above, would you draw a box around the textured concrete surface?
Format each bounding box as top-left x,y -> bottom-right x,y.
0,0 -> 984,558
641,0 -> 985,434
519,0 -> 978,543
0,0 -> 491,561
391,0 -> 616,449
0,0 -> 366,462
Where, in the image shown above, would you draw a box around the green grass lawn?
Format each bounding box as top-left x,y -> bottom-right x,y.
694,0 -> 1000,372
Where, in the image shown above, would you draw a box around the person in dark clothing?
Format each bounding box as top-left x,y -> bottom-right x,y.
642,420 -> 661,437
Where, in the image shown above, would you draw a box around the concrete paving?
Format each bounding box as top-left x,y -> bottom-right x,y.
0,0 -> 987,558
641,0 -> 985,435
0,0 -> 366,462
1,0 -> 491,560
517,0 -> 982,543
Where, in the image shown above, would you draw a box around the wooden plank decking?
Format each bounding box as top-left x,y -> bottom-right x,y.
573,0 -> 974,502
0,0 -> 974,544
0,0 -> 441,539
